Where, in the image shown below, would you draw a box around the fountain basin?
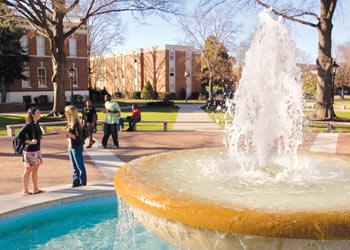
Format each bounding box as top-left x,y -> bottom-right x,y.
114,148 -> 350,249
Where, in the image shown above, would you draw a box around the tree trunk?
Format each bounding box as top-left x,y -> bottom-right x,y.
0,77 -> 7,103
51,54 -> 67,116
208,77 -> 213,101
48,10 -> 67,117
314,0 -> 336,120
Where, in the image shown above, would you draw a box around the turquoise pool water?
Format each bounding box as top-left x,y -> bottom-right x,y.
0,195 -> 175,250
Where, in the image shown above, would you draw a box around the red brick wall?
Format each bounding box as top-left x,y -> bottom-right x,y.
9,28 -> 88,93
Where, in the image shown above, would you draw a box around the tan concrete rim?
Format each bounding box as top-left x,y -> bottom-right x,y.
114,149 -> 350,240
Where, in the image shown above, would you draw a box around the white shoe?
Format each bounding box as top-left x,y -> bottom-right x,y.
111,145 -> 118,149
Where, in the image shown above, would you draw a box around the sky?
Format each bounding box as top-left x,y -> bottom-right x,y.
116,1 -> 350,63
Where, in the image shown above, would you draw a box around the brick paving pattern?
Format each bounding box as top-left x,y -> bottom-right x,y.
1,130 -> 349,196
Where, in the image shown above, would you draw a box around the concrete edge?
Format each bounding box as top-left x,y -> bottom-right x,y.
0,181 -> 116,219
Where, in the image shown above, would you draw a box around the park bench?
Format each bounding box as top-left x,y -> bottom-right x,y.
6,121 -> 68,137
306,120 -> 350,132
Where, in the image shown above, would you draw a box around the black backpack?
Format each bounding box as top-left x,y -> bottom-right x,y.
12,127 -> 26,155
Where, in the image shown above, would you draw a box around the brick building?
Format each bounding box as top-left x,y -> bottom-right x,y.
91,45 -> 202,98
2,21 -> 89,103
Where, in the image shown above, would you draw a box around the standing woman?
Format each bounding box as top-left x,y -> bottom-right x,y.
18,107 -> 43,196
65,105 -> 87,187
81,99 -> 97,148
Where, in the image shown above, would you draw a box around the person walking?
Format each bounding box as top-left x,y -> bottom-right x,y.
65,105 -> 87,187
18,107 -> 43,196
102,94 -> 121,149
81,99 -> 97,148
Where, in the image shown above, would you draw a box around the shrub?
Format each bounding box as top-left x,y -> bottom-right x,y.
198,92 -> 208,100
73,94 -> 84,103
38,95 -> 48,105
180,88 -> 186,100
145,100 -> 175,107
132,91 -> 141,99
112,92 -> 122,98
158,92 -> 176,101
191,92 -> 200,100
23,95 -> 32,104
89,88 -> 108,103
23,95 -> 32,110
141,81 -> 155,99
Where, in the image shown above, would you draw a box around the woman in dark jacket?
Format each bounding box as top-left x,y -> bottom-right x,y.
18,107 -> 43,196
65,105 -> 87,187
81,99 -> 97,148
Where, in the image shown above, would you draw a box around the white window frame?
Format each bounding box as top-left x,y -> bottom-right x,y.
36,36 -> 45,56
37,67 -> 47,87
169,67 -> 175,77
21,63 -> 31,88
169,51 -> 175,60
20,35 -> 29,54
69,38 -> 77,57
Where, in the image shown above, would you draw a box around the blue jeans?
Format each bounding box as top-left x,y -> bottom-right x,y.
68,146 -> 87,187
119,117 -> 139,131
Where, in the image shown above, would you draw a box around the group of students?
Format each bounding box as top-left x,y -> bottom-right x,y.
17,94 -> 141,196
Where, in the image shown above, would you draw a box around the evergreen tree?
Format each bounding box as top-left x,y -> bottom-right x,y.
201,35 -> 233,93
0,5 -> 28,103
141,81 -> 155,99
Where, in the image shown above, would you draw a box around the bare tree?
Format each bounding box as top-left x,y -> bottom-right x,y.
4,0 -> 183,116
87,14 -> 126,90
178,5 -> 238,100
202,0 -> 340,120
336,42 -> 350,99
143,46 -> 166,93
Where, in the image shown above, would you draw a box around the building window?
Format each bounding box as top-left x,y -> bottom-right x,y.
38,67 -> 46,87
36,36 -> 45,56
170,51 -> 174,60
20,35 -> 29,54
69,39 -> 77,57
170,67 -> 175,77
21,64 -> 30,88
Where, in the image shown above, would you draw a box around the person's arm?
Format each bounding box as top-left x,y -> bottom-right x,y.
19,124 -> 37,145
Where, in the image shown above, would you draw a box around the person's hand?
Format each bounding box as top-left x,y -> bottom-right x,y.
31,139 -> 38,145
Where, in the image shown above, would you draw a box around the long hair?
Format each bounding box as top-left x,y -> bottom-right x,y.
65,105 -> 79,125
25,107 -> 39,124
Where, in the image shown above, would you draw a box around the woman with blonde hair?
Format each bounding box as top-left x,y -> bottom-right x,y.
18,107 -> 43,196
65,105 -> 87,187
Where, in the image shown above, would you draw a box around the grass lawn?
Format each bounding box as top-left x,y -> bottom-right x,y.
305,96 -> 350,108
0,106 -> 179,136
204,109 -> 350,132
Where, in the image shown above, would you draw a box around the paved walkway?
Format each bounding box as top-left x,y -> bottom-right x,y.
1,104 -> 350,218
173,104 -> 221,131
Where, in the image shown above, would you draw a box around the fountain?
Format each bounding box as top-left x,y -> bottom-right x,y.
114,10 -> 350,250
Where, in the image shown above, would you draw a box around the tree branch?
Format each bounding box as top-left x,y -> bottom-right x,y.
256,0 -> 319,28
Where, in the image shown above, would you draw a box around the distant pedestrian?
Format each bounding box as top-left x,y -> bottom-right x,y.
102,94 -> 121,149
17,107 -> 43,196
65,105 -> 87,187
119,104 -> 141,131
81,99 -> 97,148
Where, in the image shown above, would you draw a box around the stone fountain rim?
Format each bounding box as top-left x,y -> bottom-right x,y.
114,147 -> 350,240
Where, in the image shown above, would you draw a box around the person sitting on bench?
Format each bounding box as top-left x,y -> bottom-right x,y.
120,104 -> 141,131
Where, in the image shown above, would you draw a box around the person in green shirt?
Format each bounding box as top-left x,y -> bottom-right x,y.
102,94 -> 121,148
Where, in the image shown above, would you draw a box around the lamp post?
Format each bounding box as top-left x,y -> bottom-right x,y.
184,71 -> 190,103
68,65 -> 75,105
330,59 -> 339,120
